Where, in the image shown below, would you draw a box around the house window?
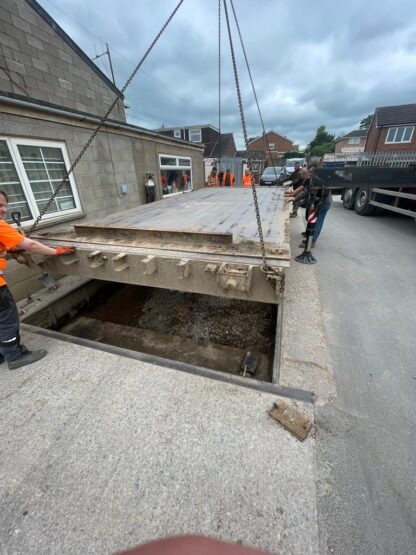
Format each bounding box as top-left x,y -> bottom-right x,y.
0,138 -> 81,226
385,126 -> 415,144
189,129 -> 202,143
268,143 -> 275,150
348,137 -> 360,145
159,154 -> 192,197
174,130 -> 181,139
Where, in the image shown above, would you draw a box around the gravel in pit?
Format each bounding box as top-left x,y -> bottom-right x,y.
80,284 -> 276,353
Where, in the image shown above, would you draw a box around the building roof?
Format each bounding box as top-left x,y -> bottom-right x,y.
0,91 -> 204,150
154,124 -> 218,132
375,103 -> 416,127
26,0 -> 123,97
210,133 -> 236,158
335,129 -> 367,142
248,130 -> 295,146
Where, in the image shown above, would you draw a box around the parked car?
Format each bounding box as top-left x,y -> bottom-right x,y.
259,166 -> 285,186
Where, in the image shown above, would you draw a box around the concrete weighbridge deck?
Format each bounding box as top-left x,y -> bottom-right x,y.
29,188 -> 290,304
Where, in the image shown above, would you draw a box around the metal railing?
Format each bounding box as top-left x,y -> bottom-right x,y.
357,150 -> 416,167
322,150 -> 416,167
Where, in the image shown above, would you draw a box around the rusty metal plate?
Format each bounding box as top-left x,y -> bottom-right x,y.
269,400 -> 312,441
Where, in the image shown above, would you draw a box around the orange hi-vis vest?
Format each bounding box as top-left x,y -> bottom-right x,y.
207,174 -> 218,187
223,172 -> 235,187
0,220 -> 25,287
242,174 -> 253,187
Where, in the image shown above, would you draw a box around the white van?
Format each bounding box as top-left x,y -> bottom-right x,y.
284,158 -> 306,175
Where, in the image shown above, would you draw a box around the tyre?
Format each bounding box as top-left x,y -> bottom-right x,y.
342,188 -> 356,210
354,187 -> 377,216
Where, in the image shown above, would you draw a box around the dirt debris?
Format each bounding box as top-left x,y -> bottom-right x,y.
81,284 -> 276,352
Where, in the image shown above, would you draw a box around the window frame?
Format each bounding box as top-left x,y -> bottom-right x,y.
188,128 -> 202,143
268,143 -> 275,150
0,137 -> 82,228
174,129 -> 181,139
159,153 -> 193,198
385,126 -> 415,144
348,137 -> 360,145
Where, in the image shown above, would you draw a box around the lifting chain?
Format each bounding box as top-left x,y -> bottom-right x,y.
222,0 -> 285,293
28,0 -> 185,236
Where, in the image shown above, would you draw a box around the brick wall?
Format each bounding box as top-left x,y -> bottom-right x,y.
248,132 -> 297,153
365,124 -> 416,152
335,137 -> 366,153
0,0 -> 125,120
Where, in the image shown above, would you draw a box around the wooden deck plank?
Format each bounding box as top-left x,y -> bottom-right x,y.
39,188 -> 289,259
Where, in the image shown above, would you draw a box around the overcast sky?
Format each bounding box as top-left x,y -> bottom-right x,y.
38,0 -> 416,149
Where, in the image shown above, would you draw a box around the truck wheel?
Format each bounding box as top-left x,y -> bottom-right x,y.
354,187 -> 376,216
342,188 -> 355,210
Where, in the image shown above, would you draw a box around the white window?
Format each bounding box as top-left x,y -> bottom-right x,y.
348,137 -> 360,145
385,126 -> 415,144
174,129 -> 181,139
269,143 -> 275,150
0,137 -> 82,227
189,129 -> 202,143
159,154 -> 193,197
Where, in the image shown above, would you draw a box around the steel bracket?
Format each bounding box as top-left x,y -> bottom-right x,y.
142,255 -> 157,275
87,250 -> 107,269
205,263 -> 218,274
217,263 -> 253,294
177,259 -> 191,279
112,253 -> 129,272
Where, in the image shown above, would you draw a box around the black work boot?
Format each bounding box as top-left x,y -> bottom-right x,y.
8,349 -> 47,370
1,345 -> 29,365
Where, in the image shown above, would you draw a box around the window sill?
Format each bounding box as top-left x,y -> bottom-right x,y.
20,211 -> 85,232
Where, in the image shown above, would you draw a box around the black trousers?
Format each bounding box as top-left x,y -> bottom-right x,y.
147,186 -> 156,203
0,285 -> 23,362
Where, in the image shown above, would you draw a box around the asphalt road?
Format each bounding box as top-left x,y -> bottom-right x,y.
312,199 -> 416,554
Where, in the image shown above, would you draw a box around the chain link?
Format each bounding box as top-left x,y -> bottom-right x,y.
222,0 -> 284,293
29,0 -> 185,236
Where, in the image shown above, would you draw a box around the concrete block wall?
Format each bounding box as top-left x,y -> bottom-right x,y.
1,108 -> 204,300
0,0 -> 125,120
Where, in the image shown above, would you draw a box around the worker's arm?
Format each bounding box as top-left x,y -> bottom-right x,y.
16,237 -> 74,256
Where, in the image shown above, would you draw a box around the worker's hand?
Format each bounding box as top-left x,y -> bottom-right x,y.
285,190 -> 295,197
55,245 -> 75,256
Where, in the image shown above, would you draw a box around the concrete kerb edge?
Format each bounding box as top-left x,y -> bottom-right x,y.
21,323 -> 315,404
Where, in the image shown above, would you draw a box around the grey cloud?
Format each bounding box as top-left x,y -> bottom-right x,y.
39,0 -> 416,147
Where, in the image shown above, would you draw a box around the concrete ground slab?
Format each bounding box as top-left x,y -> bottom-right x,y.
0,330 -> 319,555
279,215 -> 336,407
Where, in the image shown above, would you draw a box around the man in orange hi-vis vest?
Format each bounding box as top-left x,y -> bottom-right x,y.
242,169 -> 254,187
0,190 -> 74,369
223,168 -> 235,187
207,168 -> 218,187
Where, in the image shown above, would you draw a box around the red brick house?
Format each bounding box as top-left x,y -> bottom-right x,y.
365,103 -> 416,152
335,130 -> 367,154
247,131 -> 298,164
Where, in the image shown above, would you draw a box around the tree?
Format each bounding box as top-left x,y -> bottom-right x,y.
360,114 -> 373,129
284,150 -> 304,159
305,125 -> 335,156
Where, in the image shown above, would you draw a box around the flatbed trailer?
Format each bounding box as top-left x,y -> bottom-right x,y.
27,188 -> 290,305
322,153 -> 416,219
